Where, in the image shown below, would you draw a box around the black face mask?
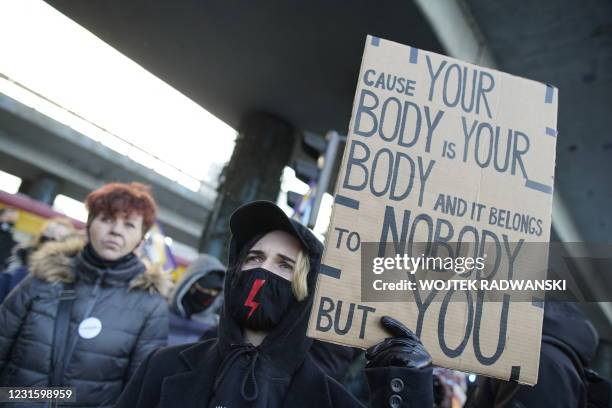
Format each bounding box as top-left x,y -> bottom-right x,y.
229,267 -> 293,331
182,286 -> 219,317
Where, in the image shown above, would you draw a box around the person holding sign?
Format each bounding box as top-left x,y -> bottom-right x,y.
116,200 -> 435,408
0,182 -> 171,407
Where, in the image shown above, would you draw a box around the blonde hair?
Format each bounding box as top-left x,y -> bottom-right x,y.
291,249 -> 310,301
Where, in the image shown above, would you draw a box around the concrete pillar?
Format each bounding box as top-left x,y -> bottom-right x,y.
18,175 -> 60,205
199,112 -> 295,260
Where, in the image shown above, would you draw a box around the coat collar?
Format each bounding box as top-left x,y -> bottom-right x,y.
281,356 -> 338,408
28,237 -> 172,296
159,341 -> 339,408
160,340 -> 222,408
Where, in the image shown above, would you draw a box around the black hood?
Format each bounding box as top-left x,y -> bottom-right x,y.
217,201 -> 324,375
542,301 -> 599,366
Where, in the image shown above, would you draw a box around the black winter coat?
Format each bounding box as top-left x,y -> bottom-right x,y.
0,238 -> 171,408
466,301 -> 599,408
115,339 -> 433,408
199,325 -> 362,383
116,201 -> 433,408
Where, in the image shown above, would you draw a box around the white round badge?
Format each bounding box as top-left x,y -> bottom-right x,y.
78,317 -> 102,339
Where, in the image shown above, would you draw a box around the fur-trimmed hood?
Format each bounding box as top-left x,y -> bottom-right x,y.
29,237 -> 173,297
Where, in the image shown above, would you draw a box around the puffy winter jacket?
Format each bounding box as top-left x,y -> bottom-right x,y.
0,238 -> 171,407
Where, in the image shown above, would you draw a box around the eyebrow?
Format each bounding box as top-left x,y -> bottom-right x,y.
278,254 -> 296,264
247,249 -> 295,265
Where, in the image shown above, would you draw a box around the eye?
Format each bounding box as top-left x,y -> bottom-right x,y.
279,261 -> 294,271
245,254 -> 263,263
101,216 -> 112,223
126,222 -> 135,229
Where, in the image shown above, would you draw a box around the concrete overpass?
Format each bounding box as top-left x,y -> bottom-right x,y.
0,88 -> 214,248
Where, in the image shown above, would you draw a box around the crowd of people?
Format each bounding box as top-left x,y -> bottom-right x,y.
0,182 -> 609,407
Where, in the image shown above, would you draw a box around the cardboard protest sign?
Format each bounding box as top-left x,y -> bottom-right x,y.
307,35 -> 558,385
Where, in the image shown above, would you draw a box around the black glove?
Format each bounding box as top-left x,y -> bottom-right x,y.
365,316 -> 432,369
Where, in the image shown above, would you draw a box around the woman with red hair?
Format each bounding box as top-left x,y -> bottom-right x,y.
0,182 -> 171,408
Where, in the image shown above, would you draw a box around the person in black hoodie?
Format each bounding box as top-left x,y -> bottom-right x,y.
116,200 -> 434,408
168,254 -> 226,345
466,301 -> 600,408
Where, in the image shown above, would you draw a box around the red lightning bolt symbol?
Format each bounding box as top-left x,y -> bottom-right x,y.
244,278 -> 266,319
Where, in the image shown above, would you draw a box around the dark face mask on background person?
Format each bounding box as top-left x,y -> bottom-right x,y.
229,267 -> 293,331
183,284 -> 220,316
